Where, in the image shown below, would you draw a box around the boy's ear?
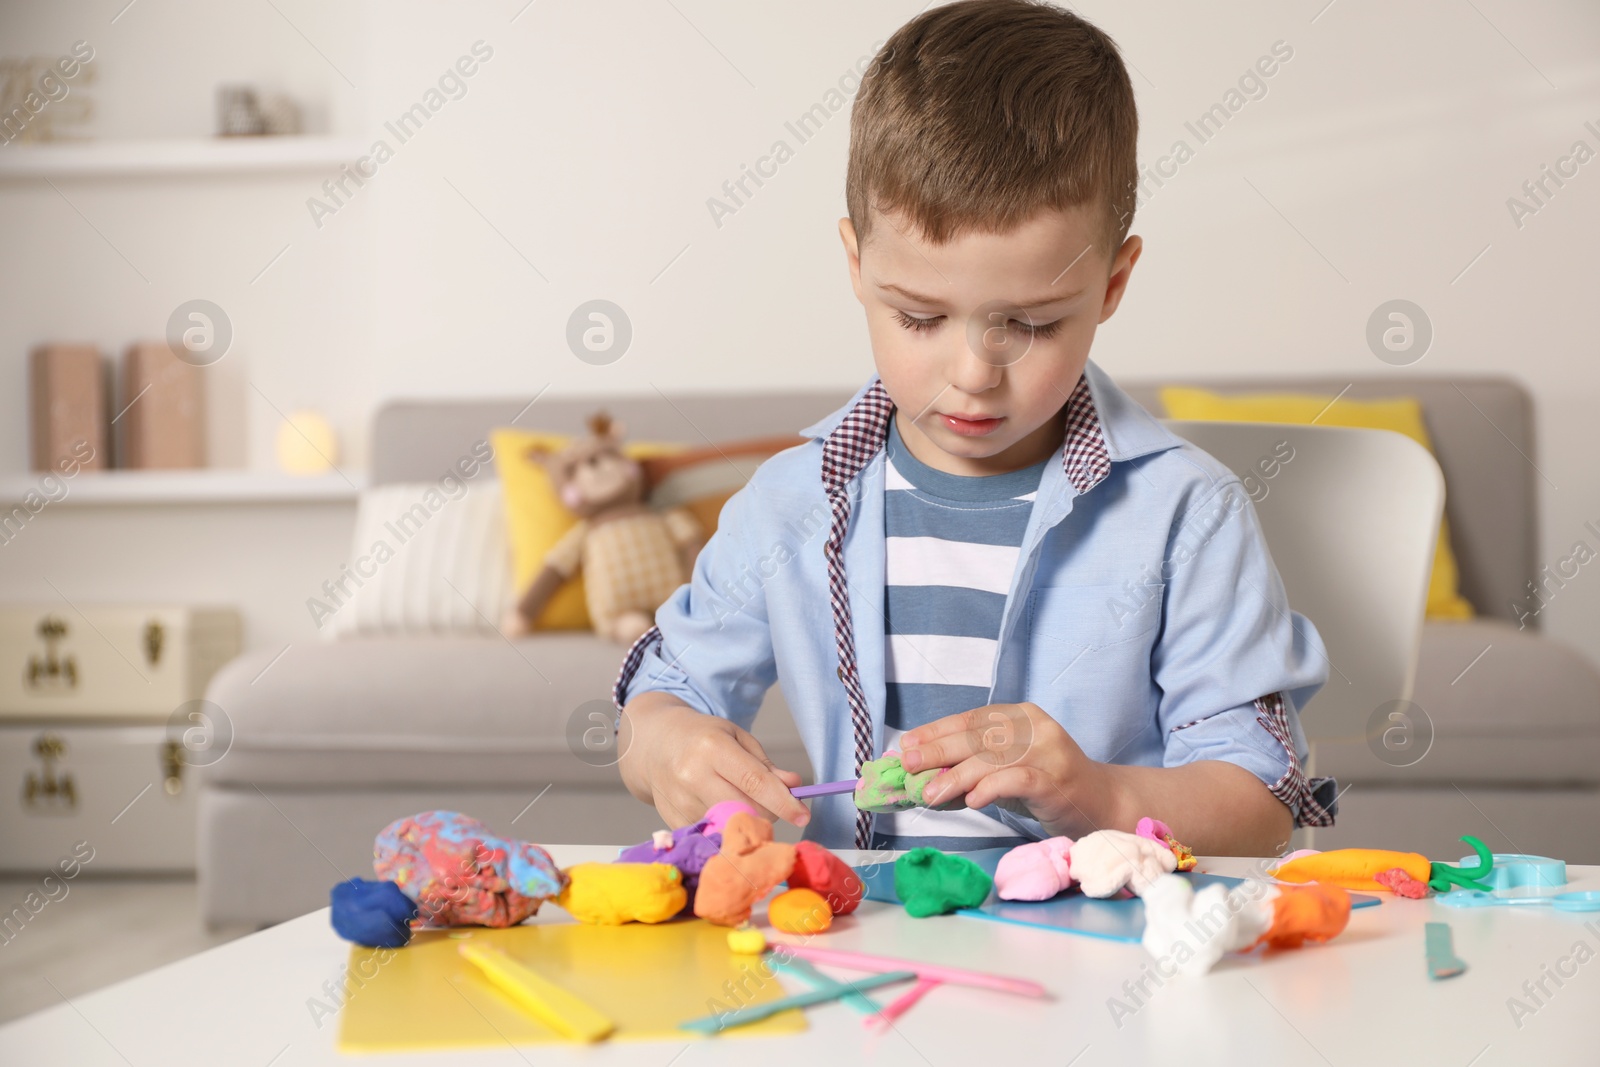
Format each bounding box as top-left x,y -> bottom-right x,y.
1097,233 -> 1143,325
838,217 -> 864,304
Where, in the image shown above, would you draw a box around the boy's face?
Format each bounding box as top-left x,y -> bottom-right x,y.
839,203 -> 1141,477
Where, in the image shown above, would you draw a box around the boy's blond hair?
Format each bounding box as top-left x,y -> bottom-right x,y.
847,0 -> 1138,256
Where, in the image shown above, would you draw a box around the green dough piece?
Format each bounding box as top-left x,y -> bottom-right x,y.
893,847 -> 994,918
855,752 -> 941,813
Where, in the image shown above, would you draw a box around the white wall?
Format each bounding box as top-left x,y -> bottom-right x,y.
1,1 -> 1597,663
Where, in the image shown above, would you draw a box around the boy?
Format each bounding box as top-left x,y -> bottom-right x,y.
614,0 -> 1335,856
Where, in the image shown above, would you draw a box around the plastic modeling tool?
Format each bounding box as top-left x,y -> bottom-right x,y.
767,955 -> 882,1015
790,779 -> 859,798
457,942 -> 616,1043
769,942 -> 1049,998
678,971 -> 916,1034
1424,922 -> 1466,980
1436,890 -> 1600,912
865,977 -> 941,1030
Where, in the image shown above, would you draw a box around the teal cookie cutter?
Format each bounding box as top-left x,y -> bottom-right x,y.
1462,853 -> 1566,892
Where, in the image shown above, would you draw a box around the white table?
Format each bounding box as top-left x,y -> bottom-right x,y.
3,847 -> 1595,1065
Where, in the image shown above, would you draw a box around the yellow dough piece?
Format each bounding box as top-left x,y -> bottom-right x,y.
1269,849 -> 1431,892
557,862 -> 686,924
727,925 -> 767,954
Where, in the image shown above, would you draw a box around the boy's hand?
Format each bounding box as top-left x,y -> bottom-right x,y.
899,702 -> 1114,838
617,695 -> 812,831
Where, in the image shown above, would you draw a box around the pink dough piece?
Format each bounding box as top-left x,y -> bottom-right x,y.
703,800 -> 758,837
994,837 -> 1076,901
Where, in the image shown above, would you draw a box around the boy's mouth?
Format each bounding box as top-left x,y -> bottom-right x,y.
940,413 -> 1004,437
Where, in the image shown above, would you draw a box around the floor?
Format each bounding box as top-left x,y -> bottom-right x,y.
0,876 -> 254,1025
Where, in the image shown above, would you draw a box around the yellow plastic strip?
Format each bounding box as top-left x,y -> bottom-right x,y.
457,942 -> 616,1043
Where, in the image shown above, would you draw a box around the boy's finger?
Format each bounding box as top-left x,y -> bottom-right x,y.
719,743 -> 811,827
918,756 -> 994,808
901,727 -> 984,773
731,733 -> 812,814
961,764 -> 1054,817
900,707 -> 984,749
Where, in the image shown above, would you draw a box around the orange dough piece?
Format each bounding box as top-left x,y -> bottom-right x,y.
1253,883 -> 1351,949
692,812 -> 797,927
768,888 -> 833,933
786,841 -> 865,915
1269,848 -> 1431,892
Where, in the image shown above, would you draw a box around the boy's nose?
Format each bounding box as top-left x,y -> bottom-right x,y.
945,336 -> 1005,394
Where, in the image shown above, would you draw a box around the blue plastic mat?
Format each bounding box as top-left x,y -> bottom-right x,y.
852,847 -> 1381,943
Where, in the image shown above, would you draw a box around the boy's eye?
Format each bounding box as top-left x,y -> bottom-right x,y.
1015,318 -> 1064,339
894,309 -> 1065,339
893,310 -> 943,333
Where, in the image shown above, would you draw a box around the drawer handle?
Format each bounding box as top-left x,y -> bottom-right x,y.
23,732 -> 77,811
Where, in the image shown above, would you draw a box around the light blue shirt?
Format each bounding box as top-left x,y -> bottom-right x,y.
617,359 -> 1332,850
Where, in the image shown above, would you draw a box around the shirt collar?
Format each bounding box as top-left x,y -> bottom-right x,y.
802,359 -> 1184,494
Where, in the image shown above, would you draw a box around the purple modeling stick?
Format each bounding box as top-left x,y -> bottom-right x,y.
791,779 -> 860,799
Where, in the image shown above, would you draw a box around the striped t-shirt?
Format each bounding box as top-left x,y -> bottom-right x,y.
869,417 -> 1050,852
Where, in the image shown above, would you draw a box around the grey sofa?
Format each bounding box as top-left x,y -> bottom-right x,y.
199,377 -> 1600,928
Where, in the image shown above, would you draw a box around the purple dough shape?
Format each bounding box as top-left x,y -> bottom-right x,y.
617,820 -> 723,915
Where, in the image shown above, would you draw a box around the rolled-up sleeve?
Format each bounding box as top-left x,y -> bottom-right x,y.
1150,478 -> 1336,827
612,479 -> 778,735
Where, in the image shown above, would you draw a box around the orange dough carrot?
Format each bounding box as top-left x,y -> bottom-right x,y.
1269,848 -> 1431,892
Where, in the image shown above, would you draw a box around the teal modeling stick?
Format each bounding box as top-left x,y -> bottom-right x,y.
678,971 -> 917,1034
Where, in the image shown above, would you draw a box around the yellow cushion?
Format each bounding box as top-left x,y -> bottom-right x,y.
491,429 -> 684,631
1158,387 -> 1474,620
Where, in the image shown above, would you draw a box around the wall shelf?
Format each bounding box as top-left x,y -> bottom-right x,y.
0,136 -> 364,179
0,470 -> 364,507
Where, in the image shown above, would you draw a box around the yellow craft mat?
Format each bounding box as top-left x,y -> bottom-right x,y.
338,919 -> 807,1052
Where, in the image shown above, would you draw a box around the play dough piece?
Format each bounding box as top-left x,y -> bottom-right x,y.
330,878 -> 418,947
728,924 -> 768,954
693,812 -> 798,926
893,848 -> 993,918
617,819 -> 722,915
1251,883 -> 1351,949
994,837 -> 1075,901
374,810 -> 565,927
1374,867 -> 1430,899
854,751 -> 943,813
703,800 -> 758,836
769,888 -> 834,934
1070,829 -> 1178,898
1270,848 -> 1431,893
1138,874 -> 1275,977
1135,817 -> 1197,872
786,841 -> 864,915
558,863 -> 687,925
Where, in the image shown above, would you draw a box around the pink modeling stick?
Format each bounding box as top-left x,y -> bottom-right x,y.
771,942 -> 1048,999
790,779 -> 859,798
865,977 -> 941,1029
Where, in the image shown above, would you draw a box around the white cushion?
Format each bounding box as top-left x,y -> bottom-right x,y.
320,480 -> 513,638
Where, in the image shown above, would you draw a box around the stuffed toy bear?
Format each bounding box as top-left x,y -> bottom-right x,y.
509,412 -> 703,643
